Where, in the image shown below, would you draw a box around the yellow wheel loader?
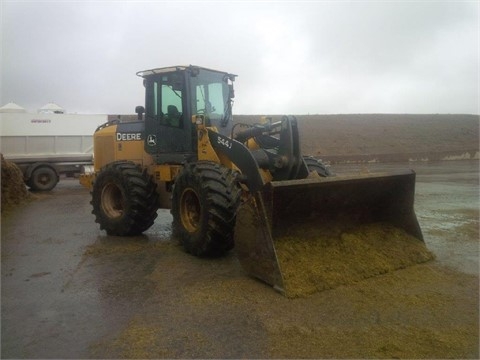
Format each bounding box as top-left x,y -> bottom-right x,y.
81,65 -> 431,296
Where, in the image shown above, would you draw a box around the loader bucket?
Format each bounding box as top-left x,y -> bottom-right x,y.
234,169 -> 434,297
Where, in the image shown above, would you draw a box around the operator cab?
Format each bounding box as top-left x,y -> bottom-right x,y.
136,65 -> 236,164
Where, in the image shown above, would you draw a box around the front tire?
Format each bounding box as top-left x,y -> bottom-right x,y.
91,161 -> 159,236
171,162 -> 241,257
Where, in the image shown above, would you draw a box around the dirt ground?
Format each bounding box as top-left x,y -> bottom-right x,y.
1,160 -> 478,359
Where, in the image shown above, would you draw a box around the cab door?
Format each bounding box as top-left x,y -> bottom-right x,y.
144,73 -> 193,160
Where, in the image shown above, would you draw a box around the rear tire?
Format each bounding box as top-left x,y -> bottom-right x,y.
91,161 -> 159,236
171,161 -> 241,257
303,156 -> 332,177
28,166 -> 59,191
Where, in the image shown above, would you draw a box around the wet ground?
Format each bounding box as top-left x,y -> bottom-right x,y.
1,160 -> 479,359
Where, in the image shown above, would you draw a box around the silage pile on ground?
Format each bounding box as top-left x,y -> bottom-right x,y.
1,154 -> 30,213
275,222 -> 435,298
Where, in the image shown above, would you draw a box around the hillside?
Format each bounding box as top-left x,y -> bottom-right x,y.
233,114 -> 479,163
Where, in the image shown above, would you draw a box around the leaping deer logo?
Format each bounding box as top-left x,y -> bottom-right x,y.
147,134 -> 156,146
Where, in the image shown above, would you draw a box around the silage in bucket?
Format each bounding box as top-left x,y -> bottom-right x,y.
234,169 -> 434,297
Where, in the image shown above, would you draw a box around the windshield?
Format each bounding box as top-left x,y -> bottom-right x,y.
189,69 -> 234,127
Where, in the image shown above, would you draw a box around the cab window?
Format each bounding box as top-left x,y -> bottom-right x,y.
195,82 -> 224,118
147,77 -> 183,128
162,84 -> 183,127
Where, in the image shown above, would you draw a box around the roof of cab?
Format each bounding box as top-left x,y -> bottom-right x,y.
136,65 -> 236,79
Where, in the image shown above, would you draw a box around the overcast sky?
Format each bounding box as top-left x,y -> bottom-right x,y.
1,0 -> 478,115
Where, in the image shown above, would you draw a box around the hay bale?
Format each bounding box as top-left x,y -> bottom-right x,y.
1,154 -> 30,213
275,223 -> 435,297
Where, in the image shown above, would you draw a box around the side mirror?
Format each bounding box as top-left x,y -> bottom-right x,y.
135,105 -> 145,121
229,84 -> 235,99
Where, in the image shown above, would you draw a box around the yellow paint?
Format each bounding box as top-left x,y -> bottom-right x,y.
246,138 -> 260,150
92,123 -> 154,172
197,127 -> 221,163
79,173 -> 95,190
93,125 -> 116,171
114,135 -> 145,166
259,168 -> 272,183
148,164 -> 182,182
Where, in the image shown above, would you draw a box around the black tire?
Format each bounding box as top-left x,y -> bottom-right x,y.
28,166 -> 59,191
91,161 -> 159,236
303,156 -> 332,177
171,161 -> 241,257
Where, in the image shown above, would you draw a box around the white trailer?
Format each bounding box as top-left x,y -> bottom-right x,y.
0,112 -> 107,190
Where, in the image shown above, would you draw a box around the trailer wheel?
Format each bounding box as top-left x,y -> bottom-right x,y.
303,156 -> 332,177
171,161 -> 241,257
91,161 -> 159,236
28,166 -> 59,191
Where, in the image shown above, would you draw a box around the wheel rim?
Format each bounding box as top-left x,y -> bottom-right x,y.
180,188 -> 201,233
101,182 -> 124,219
37,173 -> 52,186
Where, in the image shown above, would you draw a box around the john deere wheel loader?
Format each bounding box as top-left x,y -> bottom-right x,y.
81,65 -> 431,296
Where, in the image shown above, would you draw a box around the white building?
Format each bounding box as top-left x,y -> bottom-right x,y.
38,102 -> 65,114
0,102 -> 27,113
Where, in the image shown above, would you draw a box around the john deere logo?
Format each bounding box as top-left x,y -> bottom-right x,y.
147,134 -> 157,146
